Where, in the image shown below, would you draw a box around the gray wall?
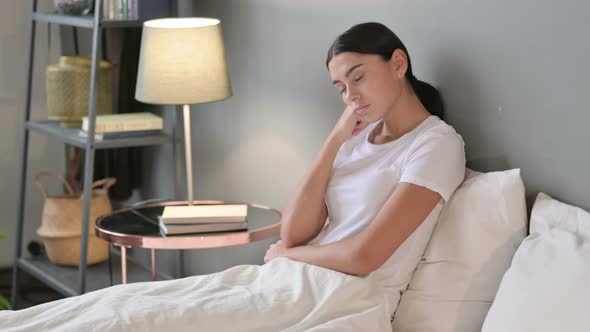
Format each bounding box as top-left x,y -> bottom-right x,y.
143,0 -> 590,276
2,0 -> 588,275
0,1 -> 65,267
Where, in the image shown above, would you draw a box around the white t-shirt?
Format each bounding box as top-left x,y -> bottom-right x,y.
308,115 -> 466,310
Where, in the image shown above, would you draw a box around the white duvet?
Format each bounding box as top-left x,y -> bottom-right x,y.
0,258 -> 393,331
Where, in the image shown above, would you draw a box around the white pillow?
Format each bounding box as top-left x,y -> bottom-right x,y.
392,169 -> 528,332
481,192 -> 590,332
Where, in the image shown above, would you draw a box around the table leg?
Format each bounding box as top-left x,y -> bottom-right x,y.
151,248 -> 156,281
176,250 -> 185,278
121,246 -> 127,284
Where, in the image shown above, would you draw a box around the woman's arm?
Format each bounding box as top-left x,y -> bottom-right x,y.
279,138 -> 336,248
280,106 -> 369,248
268,182 -> 442,275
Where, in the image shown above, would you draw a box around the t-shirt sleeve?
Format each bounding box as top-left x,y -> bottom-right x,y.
399,128 -> 466,202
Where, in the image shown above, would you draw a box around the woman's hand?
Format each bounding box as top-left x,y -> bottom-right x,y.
264,240 -> 288,263
328,105 -> 370,146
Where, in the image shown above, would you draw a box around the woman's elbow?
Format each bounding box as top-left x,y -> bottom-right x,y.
280,224 -> 317,248
348,246 -> 383,276
282,237 -> 299,249
279,227 -> 300,248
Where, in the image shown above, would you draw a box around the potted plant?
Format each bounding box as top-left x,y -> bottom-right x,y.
0,232 -> 12,310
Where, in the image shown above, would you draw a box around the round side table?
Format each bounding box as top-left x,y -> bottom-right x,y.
96,200 -> 281,283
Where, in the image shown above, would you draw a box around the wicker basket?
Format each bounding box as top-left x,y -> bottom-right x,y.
35,172 -> 116,267
46,56 -> 113,128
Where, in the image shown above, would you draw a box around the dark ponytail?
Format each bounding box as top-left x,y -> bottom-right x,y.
326,22 -> 444,120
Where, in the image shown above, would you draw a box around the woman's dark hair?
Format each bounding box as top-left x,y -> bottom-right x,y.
326,22 -> 444,119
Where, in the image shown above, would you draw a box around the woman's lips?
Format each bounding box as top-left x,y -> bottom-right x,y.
354,105 -> 369,115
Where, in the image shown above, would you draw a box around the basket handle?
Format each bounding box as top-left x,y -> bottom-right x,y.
91,177 -> 117,191
34,172 -> 75,198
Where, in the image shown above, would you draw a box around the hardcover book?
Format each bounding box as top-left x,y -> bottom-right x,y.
82,112 -> 163,133
161,204 -> 248,224
78,129 -> 163,140
158,218 -> 248,235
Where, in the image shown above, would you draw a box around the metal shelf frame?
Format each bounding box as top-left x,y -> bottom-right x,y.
32,12 -> 145,29
11,0 -> 177,307
26,120 -> 172,149
17,252 -> 174,298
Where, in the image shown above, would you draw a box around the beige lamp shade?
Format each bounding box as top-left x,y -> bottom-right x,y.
135,17 -> 232,105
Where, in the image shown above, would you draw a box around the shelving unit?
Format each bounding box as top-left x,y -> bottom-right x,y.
12,0 -> 175,306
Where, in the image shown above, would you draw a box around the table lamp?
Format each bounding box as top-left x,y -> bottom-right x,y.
135,17 -> 232,218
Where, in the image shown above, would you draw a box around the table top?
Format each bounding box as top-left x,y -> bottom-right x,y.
95,200 -> 281,250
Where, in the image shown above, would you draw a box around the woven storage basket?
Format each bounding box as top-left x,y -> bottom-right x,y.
46,56 -> 113,128
35,172 -> 116,266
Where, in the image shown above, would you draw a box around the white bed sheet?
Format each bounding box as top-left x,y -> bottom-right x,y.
0,258 -> 392,332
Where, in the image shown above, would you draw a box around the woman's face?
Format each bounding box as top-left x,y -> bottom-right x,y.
328,51 -> 406,124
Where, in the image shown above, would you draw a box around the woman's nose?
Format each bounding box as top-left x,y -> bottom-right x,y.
344,87 -> 361,105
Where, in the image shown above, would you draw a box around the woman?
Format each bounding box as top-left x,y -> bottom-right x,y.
264,22 -> 466,308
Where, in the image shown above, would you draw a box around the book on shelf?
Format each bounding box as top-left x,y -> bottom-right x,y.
78,129 -> 163,141
158,218 -> 248,235
161,204 -> 248,225
82,112 -> 163,133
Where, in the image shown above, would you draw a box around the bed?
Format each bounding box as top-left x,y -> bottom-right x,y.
0,257 -> 392,331
2,167 -> 589,331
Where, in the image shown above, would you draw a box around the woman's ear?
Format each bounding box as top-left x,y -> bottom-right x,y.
390,49 -> 408,78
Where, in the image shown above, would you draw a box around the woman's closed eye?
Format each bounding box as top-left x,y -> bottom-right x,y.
338,74 -> 365,94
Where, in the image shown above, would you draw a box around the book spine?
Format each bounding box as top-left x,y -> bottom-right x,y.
127,0 -> 138,20
94,119 -> 163,133
122,0 -> 128,19
101,130 -> 161,139
79,129 -> 162,141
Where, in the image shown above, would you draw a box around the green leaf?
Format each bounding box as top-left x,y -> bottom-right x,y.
0,233 -> 11,310
0,234 -> 13,310
0,294 -> 12,310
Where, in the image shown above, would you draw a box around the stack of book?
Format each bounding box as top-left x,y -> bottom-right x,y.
79,112 -> 163,141
158,204 -> 249,235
